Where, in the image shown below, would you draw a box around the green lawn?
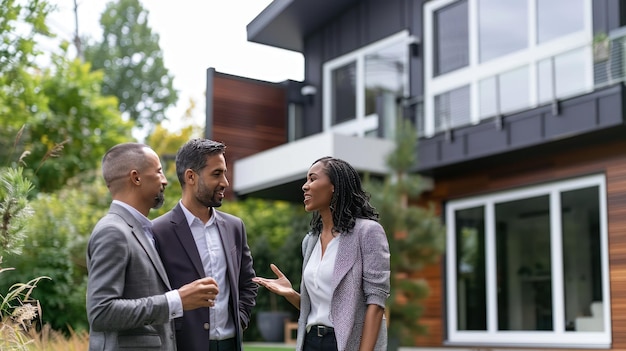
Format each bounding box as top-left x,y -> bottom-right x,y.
244,343 -> 295,351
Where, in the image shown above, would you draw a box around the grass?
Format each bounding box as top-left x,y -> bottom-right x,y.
0,322 -> 295,351
244,343 -> 295,351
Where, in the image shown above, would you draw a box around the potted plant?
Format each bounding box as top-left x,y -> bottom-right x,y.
593,32 -> 610,62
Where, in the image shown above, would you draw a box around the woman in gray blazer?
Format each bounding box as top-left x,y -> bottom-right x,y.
253,156 -> 391,351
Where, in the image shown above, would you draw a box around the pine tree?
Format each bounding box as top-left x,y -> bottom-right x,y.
366,118 -> 446,346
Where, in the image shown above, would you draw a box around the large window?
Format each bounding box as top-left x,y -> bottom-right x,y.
446,174 -> 611,347
324,31 -> 411,138
424,0 -> 592,136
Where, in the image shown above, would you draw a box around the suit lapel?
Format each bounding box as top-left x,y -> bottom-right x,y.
331,231 -> 358,292
302,234 -> 317,268
110,203 -> 172,290
132,227 -> 172,290
172,204 -> 206,278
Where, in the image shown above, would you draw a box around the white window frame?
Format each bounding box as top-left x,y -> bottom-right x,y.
445,174 -> 611,347
423,0 -> 594,137
323,30 -> 412,137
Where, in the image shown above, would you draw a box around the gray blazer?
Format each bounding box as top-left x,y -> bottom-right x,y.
296,218 -> 391,351
86,202 -> 175,351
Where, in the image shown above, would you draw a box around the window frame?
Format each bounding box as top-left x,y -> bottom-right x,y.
445,174 -> 611,347
323,30 -> 412,137
423,0 -> 594,137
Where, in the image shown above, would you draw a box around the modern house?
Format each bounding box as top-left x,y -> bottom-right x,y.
204,0 -> 626,349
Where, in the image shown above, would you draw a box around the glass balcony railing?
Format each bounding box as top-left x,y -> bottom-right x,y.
407,27 -> 626,138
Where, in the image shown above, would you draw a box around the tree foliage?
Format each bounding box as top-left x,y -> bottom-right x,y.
0,164 -> 51,350
365,118 -> 446,345
84,0 -> 178,128
0,0 -> 54,163
0,167 -> 34,258
0,0 -> 133,193
221,198 -> 309,341
0,173 -> 110,334
24,50 -> 133,192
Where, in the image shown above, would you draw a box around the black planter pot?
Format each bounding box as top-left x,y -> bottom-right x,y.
256,311 -> 291,342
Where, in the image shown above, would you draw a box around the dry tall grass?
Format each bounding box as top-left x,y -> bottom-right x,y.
0,321 -> 89,351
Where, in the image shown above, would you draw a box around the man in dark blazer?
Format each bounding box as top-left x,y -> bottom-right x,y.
87,143 -> 220,351
152,138 -> 257,351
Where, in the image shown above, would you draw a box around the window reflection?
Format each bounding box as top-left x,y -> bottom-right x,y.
499,66 -> 530,114
435,85 -> 470,132
331,62 -> 356,125
456,206 -> 487,331
478,0 -> 527,62
364,41 -> 407,139
365,42 -> 407,116
538,0 -> 584,43
562,186 -> 603,332
495,195 -> 552,331
434,0 -> 469,76
538,48 -> 588,104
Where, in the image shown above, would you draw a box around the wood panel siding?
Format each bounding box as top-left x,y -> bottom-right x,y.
415,138 -> 626,350
210,72 -> 287,199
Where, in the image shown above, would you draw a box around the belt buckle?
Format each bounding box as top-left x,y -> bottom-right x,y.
316,325 -> 326,337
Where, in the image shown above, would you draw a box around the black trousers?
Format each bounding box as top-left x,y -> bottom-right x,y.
303,325 -> 338,351
209,337 -> 236,351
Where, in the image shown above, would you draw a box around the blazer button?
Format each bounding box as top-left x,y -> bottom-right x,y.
203,323 -> 210,330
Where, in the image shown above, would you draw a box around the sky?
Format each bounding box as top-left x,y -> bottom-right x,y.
46,0 -> 304,131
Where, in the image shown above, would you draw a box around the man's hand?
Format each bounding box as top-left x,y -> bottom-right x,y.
178,277 -> 219,310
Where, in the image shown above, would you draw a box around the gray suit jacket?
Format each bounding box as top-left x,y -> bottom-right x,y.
296,218 -> 390,351
86,202 -> 175,351
152,203 -> 257,351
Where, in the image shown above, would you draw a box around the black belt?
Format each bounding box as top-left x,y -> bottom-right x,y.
209,337 -> 235,351
309,325 -> 334,337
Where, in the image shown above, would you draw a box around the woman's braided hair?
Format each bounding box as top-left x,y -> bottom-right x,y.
309,156 -> 379,235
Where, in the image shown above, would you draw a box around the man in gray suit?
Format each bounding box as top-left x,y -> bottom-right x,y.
87,143 -> 220,351
152,139 -> 257,351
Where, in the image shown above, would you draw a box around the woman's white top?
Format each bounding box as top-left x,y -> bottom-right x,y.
303,234 -> 341,330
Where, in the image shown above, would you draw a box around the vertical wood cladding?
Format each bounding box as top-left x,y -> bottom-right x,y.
211,72 -> 287,199
415,138 -> 626,350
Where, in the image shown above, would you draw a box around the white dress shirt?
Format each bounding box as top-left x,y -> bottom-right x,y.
180,201 -> 235,340
303,234 -> 341,329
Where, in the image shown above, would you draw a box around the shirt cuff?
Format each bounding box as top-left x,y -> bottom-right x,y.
166,290 -> 183,320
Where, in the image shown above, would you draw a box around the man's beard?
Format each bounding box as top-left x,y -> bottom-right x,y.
152,191 -> 165,209
197,179 -> 223,208
198,192 -> 222,208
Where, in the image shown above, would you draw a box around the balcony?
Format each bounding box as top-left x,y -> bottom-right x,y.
233,133 -> 394,202
415,27 -> 626,174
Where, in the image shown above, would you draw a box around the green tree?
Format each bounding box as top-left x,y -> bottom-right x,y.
24,48 -> 133,192
0,173 -> 110,334
365,118 -> 446,346
0,0 -> 134,192
0,0 -> 54,165
84,0 -> 178,128
220,198 -> 309,341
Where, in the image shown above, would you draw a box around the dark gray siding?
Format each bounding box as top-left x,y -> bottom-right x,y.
417,85 -> 626,174
300,0 -> 423,137
593,0 -> 626,34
